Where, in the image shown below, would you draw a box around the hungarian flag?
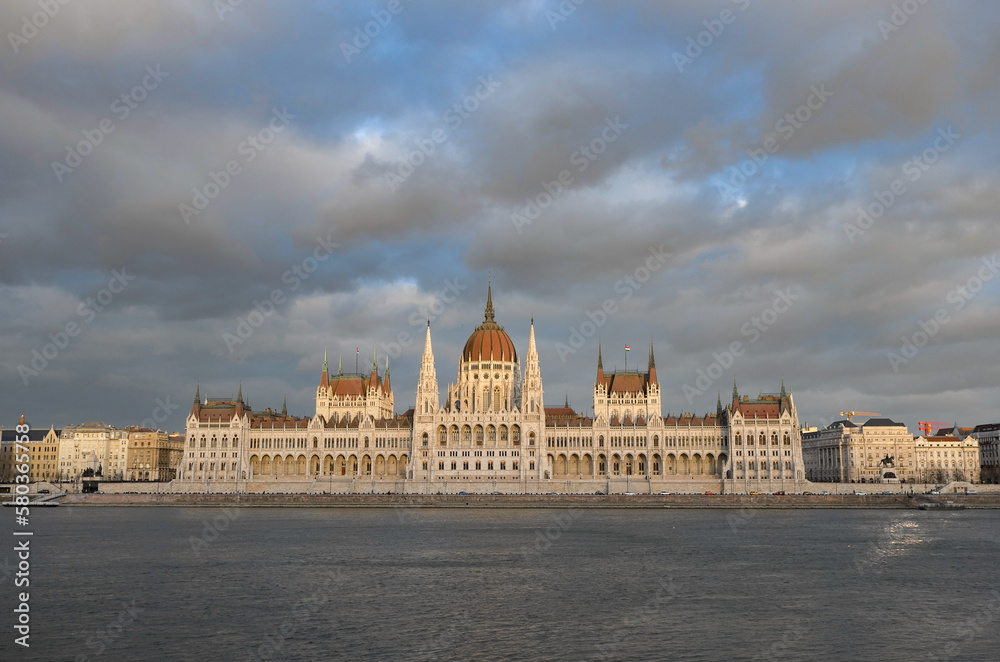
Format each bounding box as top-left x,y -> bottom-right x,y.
624,345 -> 630,352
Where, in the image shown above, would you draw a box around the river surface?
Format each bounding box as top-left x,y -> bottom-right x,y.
2,507 -> 998,661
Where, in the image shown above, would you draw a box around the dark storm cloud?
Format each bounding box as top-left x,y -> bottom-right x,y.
1,0 -> 999,433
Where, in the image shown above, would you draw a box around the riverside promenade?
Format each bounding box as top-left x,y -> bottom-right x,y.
55,492 -> 1000,509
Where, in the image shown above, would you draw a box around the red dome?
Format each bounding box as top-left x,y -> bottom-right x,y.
462,284 -> 517,362
463,325 -> 517,362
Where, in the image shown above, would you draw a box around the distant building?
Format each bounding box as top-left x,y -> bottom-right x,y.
0,418 -> 60,483
58,422 -> 129,481
914,435 -> 980,483
970,423 -> 1000,484
802,418 -> 917,483
125,428 -> 184,481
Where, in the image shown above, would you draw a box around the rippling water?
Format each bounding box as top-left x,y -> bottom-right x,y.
3,507 -> 999,661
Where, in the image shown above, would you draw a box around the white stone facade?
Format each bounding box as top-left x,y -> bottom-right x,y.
174,288 -> 808,494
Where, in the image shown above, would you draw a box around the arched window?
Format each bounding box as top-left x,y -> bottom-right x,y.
437,426 -> 446,445
487,425 -> 496,443
462,425 -> 472,445
512,426 -> 521,445
735,433 -> 742,446
500,425 -> 509,443
475,426 -> 484,446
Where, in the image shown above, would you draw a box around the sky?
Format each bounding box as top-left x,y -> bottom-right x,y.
1,0 -> 999,435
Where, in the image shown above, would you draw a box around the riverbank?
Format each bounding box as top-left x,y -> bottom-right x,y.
53,492 -> 1000,508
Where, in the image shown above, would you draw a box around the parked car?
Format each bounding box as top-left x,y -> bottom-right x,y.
704,491 -> 717,495
853,491 -> 867,495
38,489 -> 50,494
658,492 -> 673,495
929,490 -> 941,495
818,491 -> 830,495
772,491 -> 785,495
880,491 -> 893,495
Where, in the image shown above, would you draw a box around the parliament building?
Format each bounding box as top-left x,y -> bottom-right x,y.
175,287 -> 807,494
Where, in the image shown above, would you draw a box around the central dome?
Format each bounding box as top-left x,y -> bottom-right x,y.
462,285 -> 517,362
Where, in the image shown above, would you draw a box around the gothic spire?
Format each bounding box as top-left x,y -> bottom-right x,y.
596,343 -> 604,384
732,379 -> 739,402
281,396 -> 287,417
780,378 -> 787,398
338,353 -> 343,376
194,382 -> 200,404
237,382 -> 243,404
484,281 -> 495,323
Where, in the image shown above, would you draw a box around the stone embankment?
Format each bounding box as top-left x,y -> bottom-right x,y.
55,493 -> 1000,509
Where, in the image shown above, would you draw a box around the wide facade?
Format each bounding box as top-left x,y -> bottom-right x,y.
174,287 -> 807,494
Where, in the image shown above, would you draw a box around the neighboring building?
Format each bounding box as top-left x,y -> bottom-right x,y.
27,425 -> 61,483
970,423 -> 1000,484
1,419 -> 60,483
58,422 -> 129,481
125,428 -> 184,481
175,286 -> 806,493
802,418 -> 918,483
914,435 -> 980,483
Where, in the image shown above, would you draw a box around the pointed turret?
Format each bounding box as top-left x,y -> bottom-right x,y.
338,354 -> 343,377
717,391 -> 723,416
596,343 -> 605,385
780,378 -> 787,398
523,318 -> 543,414
732,379 -> 739,403
237,382 -> 243,404
416,321 -> 439,414
648,341 -> 657,384
321,348 -> 329,387
484,281 -> 495,322
281,396 -> 287,417
383,355 -> 391,394
194,383 -> 200,404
